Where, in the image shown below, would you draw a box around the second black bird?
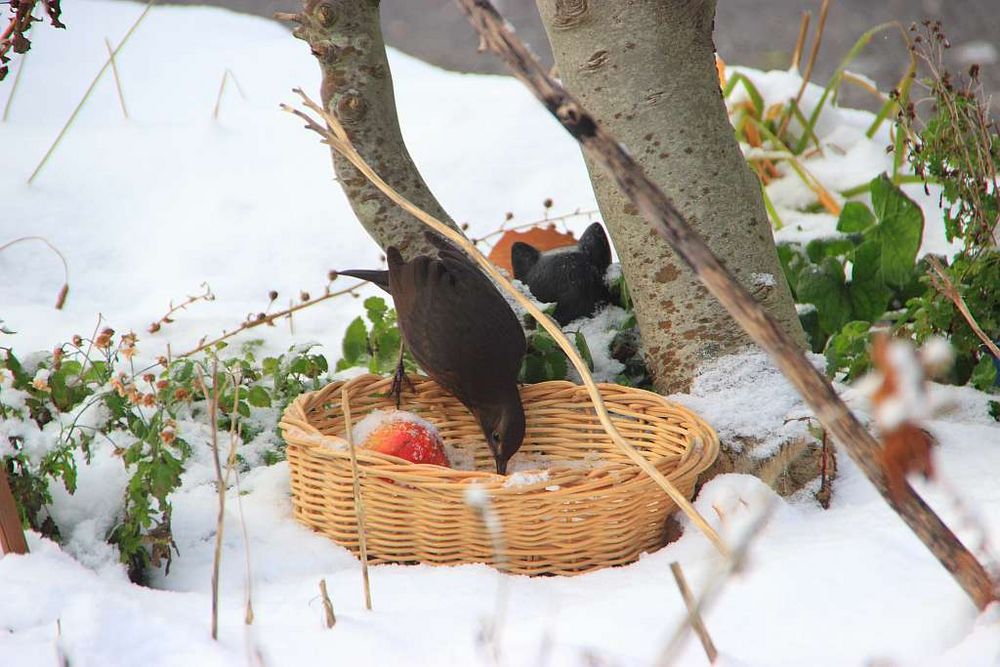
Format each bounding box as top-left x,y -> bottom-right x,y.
339,232 -> 526,474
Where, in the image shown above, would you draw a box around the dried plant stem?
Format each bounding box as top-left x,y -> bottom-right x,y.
148,282 -> 214,334
319,579 -> 336,628
0,235 -> 70,309
213,69 -> 229,120
778,0 -> 830,139
454,0 -> 997,611
197,357 -> 226,641
104,37 -> 128,119
927,257 -> 1000,361
341,387 -> 373,611
28,0 -> 155,184
2,42 -> 28,122
669,562 -> 718,664
177,281 -> 364,358
656,504 -> 774,666
471,208 -> 598,244
790,11 -> 811,71
283,91 -> 729,558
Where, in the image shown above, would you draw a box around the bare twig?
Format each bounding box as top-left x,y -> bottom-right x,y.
656,503 -> 775,666
148,282 -> 215,334
451,0 -> 998,610
28,0 -> 155,184
319,579 -> 336,628
669,562 -> 718,664
282,90 -> 729,557
0,235 -> 70,309
341,387 -> 372,611
470,207 -> 598,245
104,37 -> 128,119
927,256 -> 1000,361
213,69 -> 229,120
176,280 -> 364,358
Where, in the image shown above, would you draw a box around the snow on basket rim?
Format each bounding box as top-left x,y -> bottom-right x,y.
278,373 -> 719,575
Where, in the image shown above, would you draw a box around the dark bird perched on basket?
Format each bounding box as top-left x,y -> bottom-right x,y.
511,222 -> 612,326
339,232 -> 526,474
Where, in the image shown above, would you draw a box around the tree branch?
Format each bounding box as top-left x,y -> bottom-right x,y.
452,0 -> 998,610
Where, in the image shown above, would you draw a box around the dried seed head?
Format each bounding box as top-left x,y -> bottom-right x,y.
148,322 -> 161,333
156,379 -> 169,391
505,212 -> 514,221
543,198 -> 553,209
300,291 -> 310,302
72,334 -> 83,347
328,270 -> 338,281
268,290 -> 279,301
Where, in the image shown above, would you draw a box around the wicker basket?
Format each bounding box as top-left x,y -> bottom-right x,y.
279,374 -> 718,576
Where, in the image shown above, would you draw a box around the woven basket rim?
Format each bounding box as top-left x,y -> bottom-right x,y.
279,374 -> 718,496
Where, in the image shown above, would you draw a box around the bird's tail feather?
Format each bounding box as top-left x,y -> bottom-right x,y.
338,269 -> 390,293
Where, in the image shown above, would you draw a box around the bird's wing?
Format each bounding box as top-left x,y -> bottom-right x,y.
390,242 -> 525,405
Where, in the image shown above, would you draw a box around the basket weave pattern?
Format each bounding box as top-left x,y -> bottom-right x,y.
280,374 -> 718,575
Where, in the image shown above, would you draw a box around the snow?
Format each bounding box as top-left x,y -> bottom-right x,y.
1,2 -> 1000,666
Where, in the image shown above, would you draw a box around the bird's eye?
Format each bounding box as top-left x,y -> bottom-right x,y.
492,431 -> 501,441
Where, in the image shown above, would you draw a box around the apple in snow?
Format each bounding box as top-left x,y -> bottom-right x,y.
353,410 -> 450,467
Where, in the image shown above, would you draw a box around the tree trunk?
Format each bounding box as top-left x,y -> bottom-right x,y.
534,0 -> 805,393
288,0 -> 459,259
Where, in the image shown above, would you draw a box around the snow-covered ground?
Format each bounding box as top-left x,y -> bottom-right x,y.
2,2 -> 999,666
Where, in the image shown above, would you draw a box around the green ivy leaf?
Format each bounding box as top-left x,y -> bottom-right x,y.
870,174 -> 924,287
836,201 -> 876,233
806,237 -> 857,263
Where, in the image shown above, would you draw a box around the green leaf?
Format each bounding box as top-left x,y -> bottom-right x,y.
237,401 -> 251,418
970,356 -> 998,391
544,350 -> 568,380
247,385 -> 271,408
847,240 -> 893,322
777,243 -> 808,296
806,237 -> 857,263
797,306 -> 826,353
796,257 -> 852,335
836,201 -> 876,233
824,320 -> 873,379
575,331 -> 594,371
364,297 -> 387,326
870,174 -> 924,287
341,317 -> 367,365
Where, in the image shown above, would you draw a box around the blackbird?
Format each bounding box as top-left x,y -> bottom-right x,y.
339,232 -> 526,474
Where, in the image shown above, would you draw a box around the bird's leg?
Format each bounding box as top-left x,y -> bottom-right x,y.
387,342 -> 414,408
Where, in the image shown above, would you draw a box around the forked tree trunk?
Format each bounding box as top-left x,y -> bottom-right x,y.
287,0 -> 459,259
535,0 -> 805,392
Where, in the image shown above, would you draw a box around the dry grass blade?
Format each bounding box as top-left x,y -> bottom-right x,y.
28,0 -> 156,184
196,358 -> 225,640
669,562 -> 718,664
790,11 -> 811,71
927,257 -> 1000,361
282,90 -> 729,558
341,387 -> 373,610
778,0 -> 830,139
2,39 -> 28,122
656,503 -> 775,666
104,37 -> 128,119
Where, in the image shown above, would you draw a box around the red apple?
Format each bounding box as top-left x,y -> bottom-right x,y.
360,415 -> 450,467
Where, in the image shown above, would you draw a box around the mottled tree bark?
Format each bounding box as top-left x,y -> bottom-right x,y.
535,0 -> 805,392
284,0 -> 459,259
